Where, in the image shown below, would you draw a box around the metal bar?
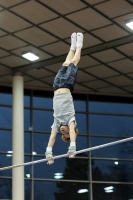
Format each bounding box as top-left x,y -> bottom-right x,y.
0,136 -> 133,171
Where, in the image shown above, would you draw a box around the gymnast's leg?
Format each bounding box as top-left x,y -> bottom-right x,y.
67,33 -> 84,157
62,32 -> 76,66
70,32 -> 83,66
53,32 -> 78,92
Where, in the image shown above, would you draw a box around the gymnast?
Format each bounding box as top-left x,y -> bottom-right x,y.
45,32 -> 84,164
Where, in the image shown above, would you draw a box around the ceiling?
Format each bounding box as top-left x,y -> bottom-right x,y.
0,0 -> 133,96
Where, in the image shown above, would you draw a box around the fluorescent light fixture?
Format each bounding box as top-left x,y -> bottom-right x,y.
77,189 -> 88,194
6,151 -> 13,157
114,161 -> 118,165
54,173 -> 63,179
6,154 -> 12,157
29,126 -> 33,131
105,189 -> 113,193
126,21 -> 133,30
32,151 -> 37,155
54,173 -> 63,176
7,151 -> 13,153
54,175 -> 64,179
22,52 -> 39,61
26,174 -> 30,178
104,186 -> 114,193
104,186 -> 114,191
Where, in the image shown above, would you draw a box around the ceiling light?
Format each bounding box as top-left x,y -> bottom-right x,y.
54,173 -> 63,176
54,175 -> 64,179
6,151 -> 13,157
22,52 -> 39,61
114,161 -> 118,165
54,173 -> 63,179
126,21 -> 133,30
29,126 -> 33,131
7,151 -> 13,153
104,186 -> 114,193
77,189 -> 88,194
104,186 -> 114,191
26,174 -> 30,178
105,189 -> 113,193
6,154 -> 12,157
32,151 -> 37,155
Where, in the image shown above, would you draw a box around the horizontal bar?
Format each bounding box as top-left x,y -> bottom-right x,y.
0,137 -> 133,171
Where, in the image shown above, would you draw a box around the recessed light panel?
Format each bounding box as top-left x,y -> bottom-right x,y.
22,52 -> 39,61
126,21 -> 133,30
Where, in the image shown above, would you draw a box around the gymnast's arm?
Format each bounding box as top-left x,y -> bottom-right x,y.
47,129 -> 57,147
67,121 -> 77,158
45,129 -> 57,165
69,121 -> 76,142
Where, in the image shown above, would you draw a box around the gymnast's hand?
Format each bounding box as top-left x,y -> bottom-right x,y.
68,146 -> 76,158
45,151 -> 54,165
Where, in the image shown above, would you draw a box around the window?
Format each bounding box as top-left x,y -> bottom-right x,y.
89,114 -> 133,136
33,96 -> 53,109
33,110 -> 53,131
0,87 -> 133,200
25,180 -> 31,200
89,101 -> 133,114
0,107 -> 12,128
76,113 -> 87,134
0,154 -> 12,177
34,181 -> 89,200
93,183 -> 133,200
92,159 -> 133,182
0,93 -> 12,105
24,109 -> 30,130
24,95 -> 30,107
74,99 -> 86,111
24,132 -> 31,153
24,156 -> 32,179
90,137 -> 133,159
0,178 -> 12,199
34,156 -> 89,180
0,130 -> 12,152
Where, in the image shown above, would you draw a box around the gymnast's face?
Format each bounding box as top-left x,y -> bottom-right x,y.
60,125 -> 70,138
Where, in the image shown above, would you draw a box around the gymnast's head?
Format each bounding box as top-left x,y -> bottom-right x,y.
60,125 -> 78,142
